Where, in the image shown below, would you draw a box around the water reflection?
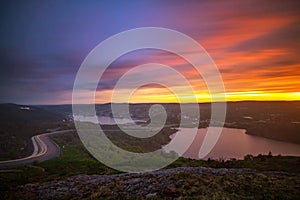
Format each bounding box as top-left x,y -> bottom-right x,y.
163,127 -> 300,160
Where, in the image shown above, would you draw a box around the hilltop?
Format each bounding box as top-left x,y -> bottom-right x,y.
0,103 -> 69,160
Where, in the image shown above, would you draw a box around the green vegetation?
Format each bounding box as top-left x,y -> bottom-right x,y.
42,101 -> 300,144
216,101 -> 300,144
1,131 -> 300,192
0,103 -> 65,122
101,125 -> 177,152
2,101 -> 300,160
1,102 -> 300,198
0,136 -> 116,191
0,121 -> 72,160
169,154 -> 300,173
0,103 -> 70,160
166,172 -> 300,199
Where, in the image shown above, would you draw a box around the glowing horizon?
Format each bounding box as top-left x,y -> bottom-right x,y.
54,88 -> 300,105
94,91 -> 300,104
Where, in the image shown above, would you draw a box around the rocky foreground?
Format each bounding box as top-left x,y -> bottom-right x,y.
4,167 -> 300,199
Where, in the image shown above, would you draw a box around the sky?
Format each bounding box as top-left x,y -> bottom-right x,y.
0,0 -> 300,104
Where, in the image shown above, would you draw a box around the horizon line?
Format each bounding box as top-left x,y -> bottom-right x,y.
2,100 -> 300,106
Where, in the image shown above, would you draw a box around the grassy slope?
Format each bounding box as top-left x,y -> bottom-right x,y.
0,103 -> 68,160
1,131 -> 299,192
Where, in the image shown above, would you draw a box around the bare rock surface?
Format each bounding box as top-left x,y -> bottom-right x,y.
11,167 -> 296,199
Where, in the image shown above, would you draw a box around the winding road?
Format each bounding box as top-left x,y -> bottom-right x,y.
0,126 -> 176,168
0,130 -> 74,168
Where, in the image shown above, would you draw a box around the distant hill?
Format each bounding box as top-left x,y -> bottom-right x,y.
40,102 -> 300,144
0,103 -> 65,122
0,103 -> 68,160
1,101 -> 300,160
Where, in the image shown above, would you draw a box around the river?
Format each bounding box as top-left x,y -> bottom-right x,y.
163,127 -> 300,160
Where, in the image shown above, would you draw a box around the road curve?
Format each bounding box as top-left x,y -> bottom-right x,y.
0,130 -> 74,168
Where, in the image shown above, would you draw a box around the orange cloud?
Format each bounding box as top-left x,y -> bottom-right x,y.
93,2 -> 300,103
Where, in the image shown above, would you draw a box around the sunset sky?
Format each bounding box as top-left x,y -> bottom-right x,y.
0,1 -> 300,104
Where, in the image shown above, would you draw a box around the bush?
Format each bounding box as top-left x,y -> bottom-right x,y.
244,154 -> 254,161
